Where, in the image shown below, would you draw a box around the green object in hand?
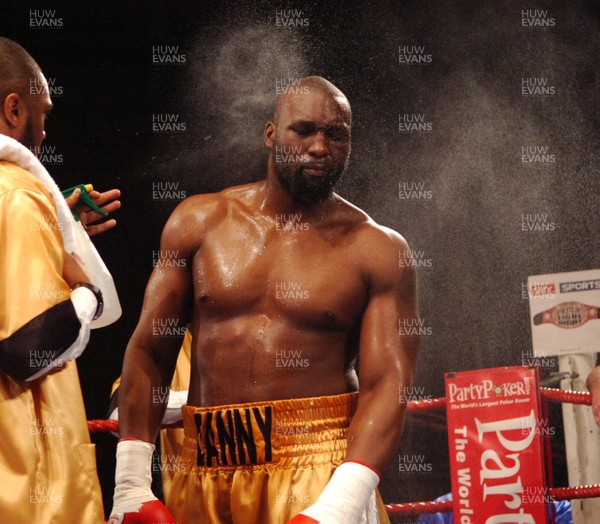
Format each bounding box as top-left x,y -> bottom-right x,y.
61,183 -> 108,221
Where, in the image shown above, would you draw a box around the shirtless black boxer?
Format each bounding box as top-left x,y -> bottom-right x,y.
110,76 -> 420,524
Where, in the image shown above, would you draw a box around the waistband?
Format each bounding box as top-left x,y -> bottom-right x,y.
181,392 -> 358,469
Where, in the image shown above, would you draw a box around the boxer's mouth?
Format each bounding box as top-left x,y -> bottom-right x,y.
303,164 -> 329,176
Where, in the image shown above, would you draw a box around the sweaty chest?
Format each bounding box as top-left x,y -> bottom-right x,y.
192,223 -> 367,328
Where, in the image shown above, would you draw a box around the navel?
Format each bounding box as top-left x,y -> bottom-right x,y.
324,310 -> 336,322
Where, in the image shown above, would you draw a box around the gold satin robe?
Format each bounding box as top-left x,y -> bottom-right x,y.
0,160 -> 104,522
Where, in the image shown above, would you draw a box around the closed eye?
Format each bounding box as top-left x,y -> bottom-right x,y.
325,126 -> 349,141
291,123 -> 315,137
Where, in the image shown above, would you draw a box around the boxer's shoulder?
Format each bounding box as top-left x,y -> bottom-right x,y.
166,190 -> 231,232
174,182 -> 258,220
330,199 -> 410,284
330,193 -> 409,255
356,225 -> 410,284
355,221 -> 409,254
161,185 -> 258,254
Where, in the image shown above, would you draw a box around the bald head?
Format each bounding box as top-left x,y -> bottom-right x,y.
0,38 -> 52,149
273,76 -> 351,124
0,37 -> 42,103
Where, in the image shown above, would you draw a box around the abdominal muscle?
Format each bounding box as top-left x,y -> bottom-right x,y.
187,313 -> 359,407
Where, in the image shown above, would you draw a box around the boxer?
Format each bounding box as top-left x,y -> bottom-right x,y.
111,76 -> 420,523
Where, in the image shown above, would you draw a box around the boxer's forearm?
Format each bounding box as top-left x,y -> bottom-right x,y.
345,377 -> 407,472
118,343 -> 171,443
291,378 -> 406,522
111,334 -> 180,523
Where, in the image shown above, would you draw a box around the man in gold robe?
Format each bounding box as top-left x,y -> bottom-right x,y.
0,37 -> 118,522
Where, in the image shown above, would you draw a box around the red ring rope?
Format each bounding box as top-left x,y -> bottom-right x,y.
87,388 -> 591,433
385,499 -> 453,516
385,485 -> 600,515
540,387 -> 592,406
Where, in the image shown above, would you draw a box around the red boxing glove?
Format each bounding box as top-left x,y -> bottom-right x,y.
288,515 -> 319,523
109,500 -> 176,523
109,440 -> 176,524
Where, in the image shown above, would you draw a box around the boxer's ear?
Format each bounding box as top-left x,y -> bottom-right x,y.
263,121 -> 275,149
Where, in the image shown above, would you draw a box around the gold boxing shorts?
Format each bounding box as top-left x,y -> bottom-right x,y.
166,392 -> 390,524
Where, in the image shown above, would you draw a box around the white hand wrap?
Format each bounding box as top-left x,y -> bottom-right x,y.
112,439 -> 157,514
301,461 -> 380,524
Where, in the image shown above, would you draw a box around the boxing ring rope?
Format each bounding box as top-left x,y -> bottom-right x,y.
87,419 -> 181,433
86,387 -> 600,517
539,387 -> 593,406
384,485 -> 600,517
86,388 -> 585,433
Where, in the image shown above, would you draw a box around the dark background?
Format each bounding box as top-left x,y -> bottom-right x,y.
2,1 -> 599,521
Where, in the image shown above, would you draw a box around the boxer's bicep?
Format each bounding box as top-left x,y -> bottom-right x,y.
358,235 -> 419,393
127,207 -> 196,380
118,203 -> 199,441
129,266 -> 191,375
345,232 -> 420,470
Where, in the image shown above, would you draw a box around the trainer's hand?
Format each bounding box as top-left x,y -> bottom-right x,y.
288,462 -> 379,524
65,187 -> 121,236
109,439 -> 176,524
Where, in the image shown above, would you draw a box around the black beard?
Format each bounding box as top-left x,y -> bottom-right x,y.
274,160 -> 343,205
22,117 -> 37,151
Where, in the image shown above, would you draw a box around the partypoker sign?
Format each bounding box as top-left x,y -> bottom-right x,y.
528,268 -> 600,356
446,367 -> 548,524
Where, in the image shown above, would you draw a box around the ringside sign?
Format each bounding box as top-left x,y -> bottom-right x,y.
528,268 -> 600,356
445,367 -> 548,524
